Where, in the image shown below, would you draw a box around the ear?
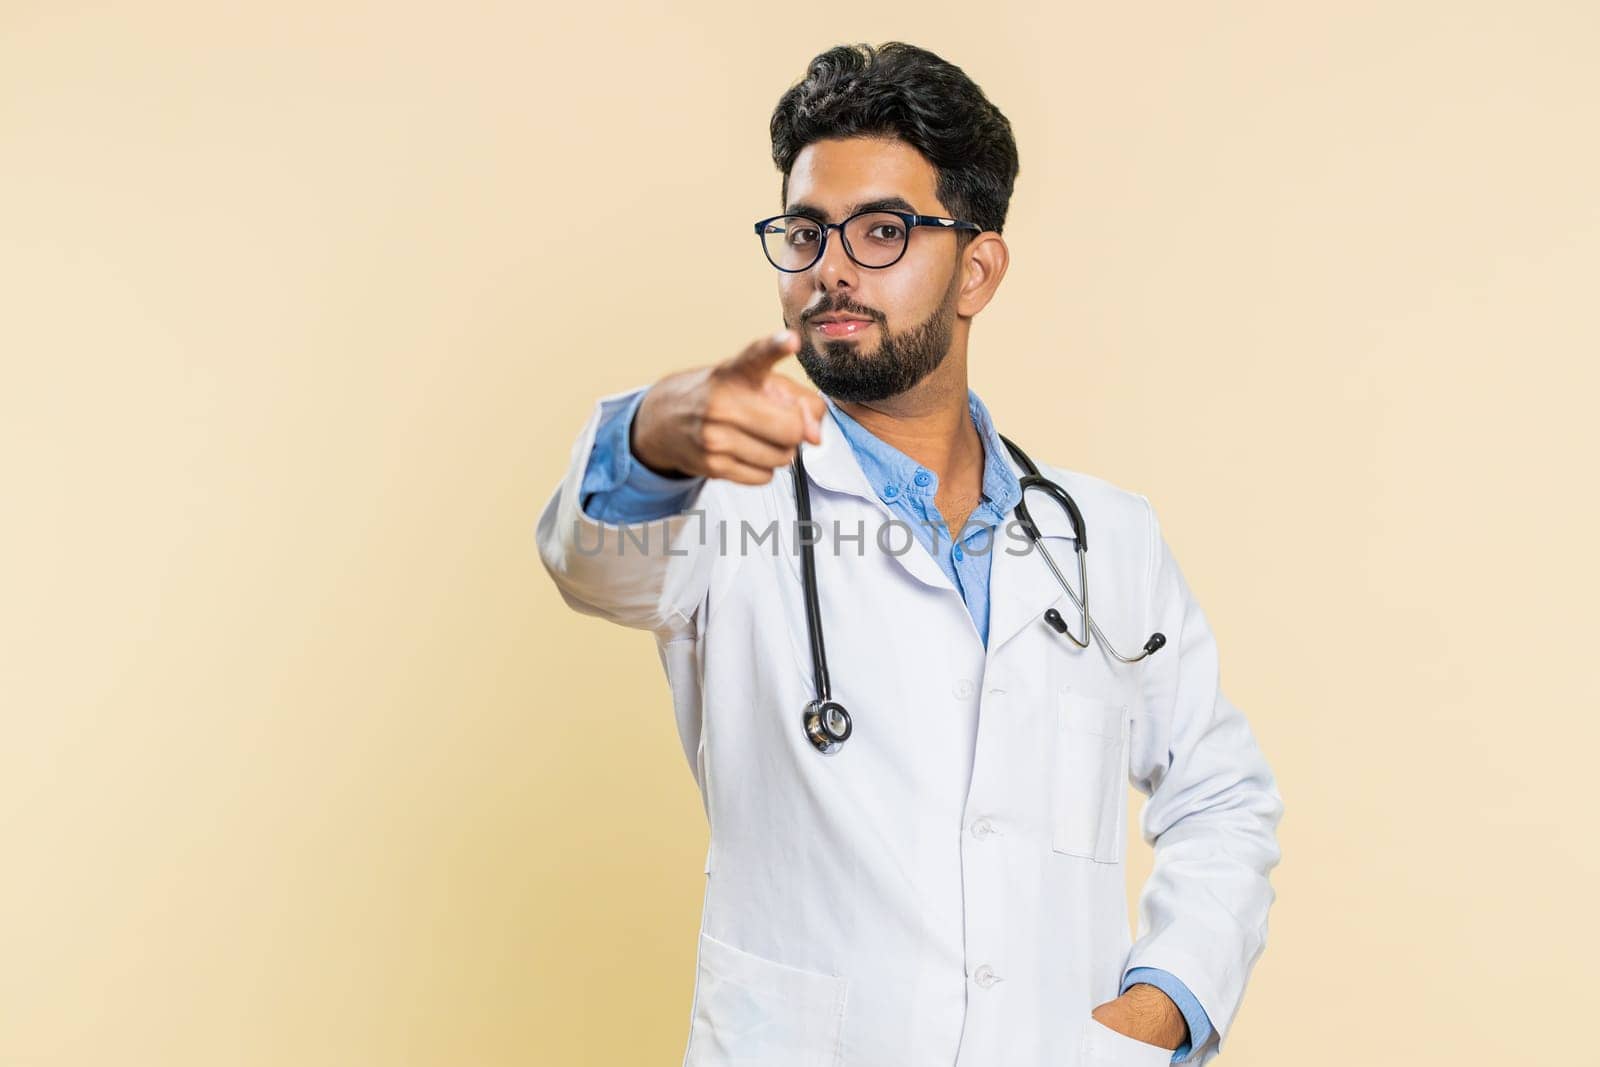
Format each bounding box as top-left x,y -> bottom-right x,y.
955,232 -> 1010,317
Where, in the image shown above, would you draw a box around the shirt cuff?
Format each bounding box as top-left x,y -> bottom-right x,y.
1121,966 -> 1215,1063
578,386 -> 705,523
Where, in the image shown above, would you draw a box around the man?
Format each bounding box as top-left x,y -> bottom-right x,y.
537,42 -> 1282,1067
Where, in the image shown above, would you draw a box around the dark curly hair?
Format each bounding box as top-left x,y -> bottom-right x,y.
769,42 -> 1020,239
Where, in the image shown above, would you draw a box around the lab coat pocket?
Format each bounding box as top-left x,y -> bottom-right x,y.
1079,1016 -> 1176,1067
684,931 -> 849,1067
1051,691 -> 1129,863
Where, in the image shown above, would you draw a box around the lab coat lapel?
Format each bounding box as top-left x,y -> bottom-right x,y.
985,458 -> 1080,655
791,403 -> 953,595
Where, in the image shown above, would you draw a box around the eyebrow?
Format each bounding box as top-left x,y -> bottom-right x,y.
782,195 -> 919,222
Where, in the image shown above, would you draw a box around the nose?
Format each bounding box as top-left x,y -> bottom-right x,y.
812,222 -> 859,290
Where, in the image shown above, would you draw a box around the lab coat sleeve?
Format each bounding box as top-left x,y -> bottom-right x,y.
1122,495 -> 1284,1066
536,384 -> 719,635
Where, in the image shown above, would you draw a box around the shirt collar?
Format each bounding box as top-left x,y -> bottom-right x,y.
819,388 -> 1022,520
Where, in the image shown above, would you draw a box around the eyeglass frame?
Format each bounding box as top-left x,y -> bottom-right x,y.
752,209 -> 983,272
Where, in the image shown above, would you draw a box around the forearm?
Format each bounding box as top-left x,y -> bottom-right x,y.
537,385 -> 716,633
1120,496 -> 1284,1061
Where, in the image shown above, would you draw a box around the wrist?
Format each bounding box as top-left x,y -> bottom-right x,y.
628,390 -> 693,480
1099,983 -> 1188,1050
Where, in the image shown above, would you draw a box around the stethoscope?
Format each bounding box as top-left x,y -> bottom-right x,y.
792,432 -> 1167,755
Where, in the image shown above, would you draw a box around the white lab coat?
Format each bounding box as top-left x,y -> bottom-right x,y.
536,385 -> 1283,1067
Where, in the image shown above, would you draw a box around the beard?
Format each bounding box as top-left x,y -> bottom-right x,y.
794,278 -> 959,404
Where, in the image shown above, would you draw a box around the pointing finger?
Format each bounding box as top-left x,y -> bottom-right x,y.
726,328 -> 800,379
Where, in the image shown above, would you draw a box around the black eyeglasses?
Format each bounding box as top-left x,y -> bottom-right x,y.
753,209 -> 981,272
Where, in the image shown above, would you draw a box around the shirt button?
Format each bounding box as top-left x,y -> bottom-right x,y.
883,484 -> 898,499
913,469 -> 932,487
973,964 -> 1001,989
953,678 -> 975,699
953,545 -> 964,561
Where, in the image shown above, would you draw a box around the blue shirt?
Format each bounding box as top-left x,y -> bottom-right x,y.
578,384 -> 1215,1061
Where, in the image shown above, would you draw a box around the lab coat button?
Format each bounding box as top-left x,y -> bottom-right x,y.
972,817 -> 998,838
973,964 -> 1000,988
953,678 -> 975,699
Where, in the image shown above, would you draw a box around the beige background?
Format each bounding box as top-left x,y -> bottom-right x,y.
3,2 -> 1596,1064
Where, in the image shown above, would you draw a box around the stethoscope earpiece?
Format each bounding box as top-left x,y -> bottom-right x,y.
791,433 -> 1164,756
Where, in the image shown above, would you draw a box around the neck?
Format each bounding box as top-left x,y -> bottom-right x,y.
830,355 -> 984,489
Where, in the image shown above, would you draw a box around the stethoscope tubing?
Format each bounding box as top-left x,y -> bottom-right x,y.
790,447 -> 833,703
791,432 -> 1164,754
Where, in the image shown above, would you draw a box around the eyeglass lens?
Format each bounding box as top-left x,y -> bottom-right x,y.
761,212 -> 909,270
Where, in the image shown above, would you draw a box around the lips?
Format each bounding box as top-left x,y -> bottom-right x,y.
813,317 -> 874,337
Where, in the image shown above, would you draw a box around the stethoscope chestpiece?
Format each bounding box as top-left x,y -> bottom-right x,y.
802,699 -> 852,755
